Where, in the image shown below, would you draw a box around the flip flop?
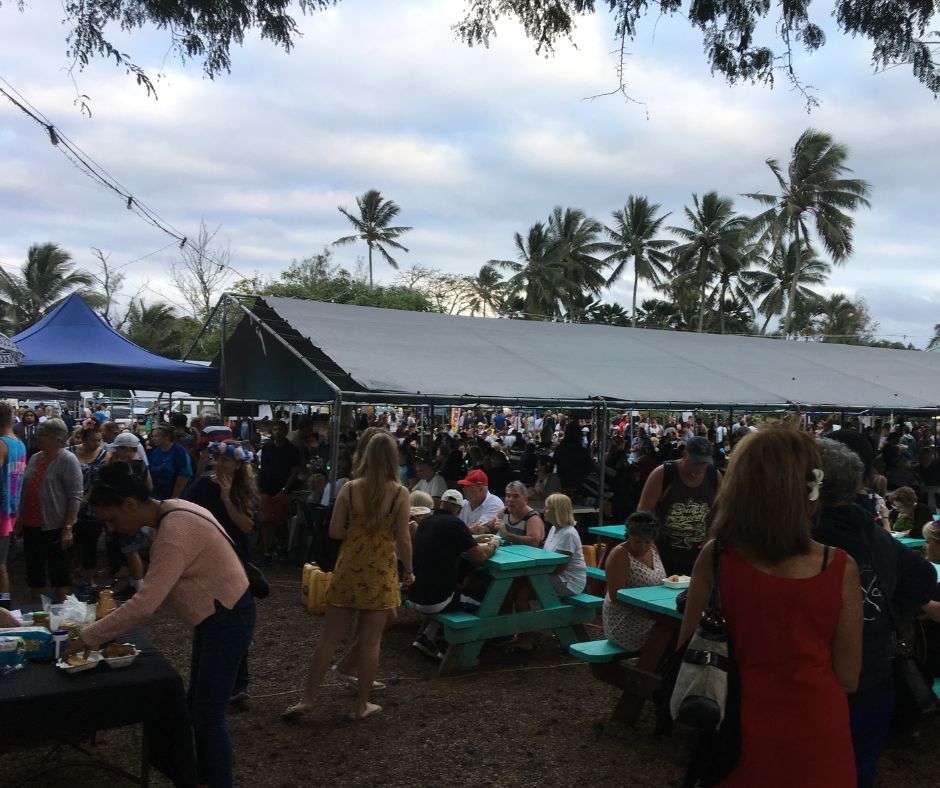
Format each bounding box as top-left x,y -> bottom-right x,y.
280,703 -> 313,723
331,665 -> 386,690
348,703 -> 382,721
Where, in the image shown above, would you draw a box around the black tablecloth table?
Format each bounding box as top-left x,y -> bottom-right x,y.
0,629 -> 197,786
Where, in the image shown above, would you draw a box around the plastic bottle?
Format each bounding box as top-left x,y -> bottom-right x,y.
308,568 -> 332,615
301,563 -> 316,608
96,588 -> 116,620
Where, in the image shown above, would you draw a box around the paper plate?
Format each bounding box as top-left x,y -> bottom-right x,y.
663,577 -> 691,589
57,651 -> 102,674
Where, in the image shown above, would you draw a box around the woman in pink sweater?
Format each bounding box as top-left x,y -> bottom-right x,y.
68,461 -> 255,788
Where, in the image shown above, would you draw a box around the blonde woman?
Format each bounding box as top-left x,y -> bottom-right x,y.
284,432 -> 412,722
542,493 -> 586,598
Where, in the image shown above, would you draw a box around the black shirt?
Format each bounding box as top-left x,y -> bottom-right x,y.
409,510 -> 478,606
257,440 -> 300,495
183,474 -> 253,560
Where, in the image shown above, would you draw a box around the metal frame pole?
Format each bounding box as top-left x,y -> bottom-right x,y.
329,389 -> 342,503
597,399 -> 607,528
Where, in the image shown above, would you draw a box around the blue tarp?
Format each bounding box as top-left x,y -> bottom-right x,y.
1,294 -> 218,393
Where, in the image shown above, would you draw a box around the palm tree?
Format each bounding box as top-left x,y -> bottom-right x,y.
332,189 -> 412,288
669,192 -> 748,333
0,242 -> 95,332
744,129 -> 871,336
743,239 -> 831,333
125,300 -> 186,357
467,264 -> 504,317
603,196 -> 675,327
490,222 -> 566,320
812,293 -> 874,344
586,302 -> 631,327
546,206 -> 608,317
634,298 -> 688,331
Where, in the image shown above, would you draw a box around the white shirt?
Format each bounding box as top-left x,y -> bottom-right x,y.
543,525 -> 586,594
460,491 -> 504,527
413,474 -> 447,500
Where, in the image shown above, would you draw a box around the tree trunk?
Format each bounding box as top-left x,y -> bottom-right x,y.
761,311 -> 773,334
631,259 -> 639,328
782,223 -> 802,336
718,280 -> 728,334
697,250 -> 708,333
368,244 -> 374,288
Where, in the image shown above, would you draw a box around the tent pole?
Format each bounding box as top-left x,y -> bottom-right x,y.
428,401 -> 435,454
329,390 -> 342,504
219,297 -> 227,422
597,399 -> 607,529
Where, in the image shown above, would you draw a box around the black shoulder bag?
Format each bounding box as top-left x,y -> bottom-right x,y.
861,527 -> 939,724
160,507 -> 270,600
656,540 -> 741,787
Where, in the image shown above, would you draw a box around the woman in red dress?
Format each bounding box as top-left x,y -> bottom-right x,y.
681,425 -> 863,787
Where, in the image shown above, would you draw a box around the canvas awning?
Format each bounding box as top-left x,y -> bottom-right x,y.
1,294 -> 218,393
217,295 -> 940,413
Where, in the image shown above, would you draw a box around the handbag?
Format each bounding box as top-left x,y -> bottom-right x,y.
670,539 -> 733,730
159,507 -> 270,600
861,527 -> 939,723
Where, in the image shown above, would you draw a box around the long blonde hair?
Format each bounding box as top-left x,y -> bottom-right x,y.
352,431 -> 401,528
544,493 -> 576,528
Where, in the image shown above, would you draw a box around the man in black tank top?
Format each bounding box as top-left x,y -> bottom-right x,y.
637,437 -> 721,575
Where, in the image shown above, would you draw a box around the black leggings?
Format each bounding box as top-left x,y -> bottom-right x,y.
23,527 -> 71,589
73,518 -> 102,571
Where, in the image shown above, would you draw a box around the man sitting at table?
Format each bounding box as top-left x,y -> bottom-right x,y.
409,489 -> 498,659
495,481 -> 545,548
411,455 -> 447,507
458,469 -> 505,532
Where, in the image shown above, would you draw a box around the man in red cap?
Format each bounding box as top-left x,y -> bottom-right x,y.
457,469 -> 505,533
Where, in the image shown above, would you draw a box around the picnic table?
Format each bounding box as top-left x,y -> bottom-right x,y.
435,543 -> 601,675
588,524 -> 627,542
894,533 -> 926,548
585,586 -> 683,724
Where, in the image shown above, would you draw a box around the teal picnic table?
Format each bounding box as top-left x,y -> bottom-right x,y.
895,534 -> 926,548
588,524 -> 627,542
585,585 -> 685,724
435,543 -> 600,675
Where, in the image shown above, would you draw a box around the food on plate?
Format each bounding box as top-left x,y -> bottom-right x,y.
102,642 -> 136,658
667,575 -> 680,582
65,653 -> 94,667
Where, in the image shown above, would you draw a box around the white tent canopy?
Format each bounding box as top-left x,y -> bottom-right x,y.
219,295 -> 940,413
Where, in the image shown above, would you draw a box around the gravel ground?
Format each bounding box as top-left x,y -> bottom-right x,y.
2,556 -> 938,787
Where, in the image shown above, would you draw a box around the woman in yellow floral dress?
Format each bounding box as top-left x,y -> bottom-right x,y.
284,432 -> 413,721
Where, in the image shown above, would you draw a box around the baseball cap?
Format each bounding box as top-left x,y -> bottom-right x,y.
112,432 -> 141,448
458,469 -> 488,487
686,436 -> 714,465
440,489 -> 464,506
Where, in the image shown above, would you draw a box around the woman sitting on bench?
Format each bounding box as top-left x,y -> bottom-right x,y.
602,511 -> 665,653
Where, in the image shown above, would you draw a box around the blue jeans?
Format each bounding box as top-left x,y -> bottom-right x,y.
850,692 -> 896,788
188,591 -> 256,788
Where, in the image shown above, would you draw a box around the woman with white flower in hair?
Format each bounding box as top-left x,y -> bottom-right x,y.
184,440 -> 259,704
680,425 -> 863,787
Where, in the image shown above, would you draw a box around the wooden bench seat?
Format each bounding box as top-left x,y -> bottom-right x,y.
585,565 -> 606,582
561,593 -> 604,609
433,611 -> 480,630
569,639 -> 629,663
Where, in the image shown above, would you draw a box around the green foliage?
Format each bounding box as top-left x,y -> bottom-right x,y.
0,242 -> 96,333
745,129 -> 871,335
234,249 -> 436,313
333,190 -> 412,288
454,0 -> 940,99
125,299 -> 198,358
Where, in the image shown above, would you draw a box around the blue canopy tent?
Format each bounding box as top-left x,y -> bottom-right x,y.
0,293 -> 218,393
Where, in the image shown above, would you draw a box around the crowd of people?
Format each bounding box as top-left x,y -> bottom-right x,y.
1,400 -> 939,786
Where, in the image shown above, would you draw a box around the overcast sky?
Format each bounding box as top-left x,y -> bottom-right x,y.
1,1 -> 938,344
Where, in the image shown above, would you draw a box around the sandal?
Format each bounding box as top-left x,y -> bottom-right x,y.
280,703 -> 313,722
348,703 -> 382,721
331,665 -> 386,690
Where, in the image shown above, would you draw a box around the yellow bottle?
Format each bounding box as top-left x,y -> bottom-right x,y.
583,544 -> 597,568
308,568 -> 332,615
301,563 -> 316,609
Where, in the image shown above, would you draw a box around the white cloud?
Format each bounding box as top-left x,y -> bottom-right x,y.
0,1 -> 937,345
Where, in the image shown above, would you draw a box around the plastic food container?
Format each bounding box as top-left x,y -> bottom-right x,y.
663,576 -> 692,589
102,644 -> 141,669
56,651 -> 103,674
